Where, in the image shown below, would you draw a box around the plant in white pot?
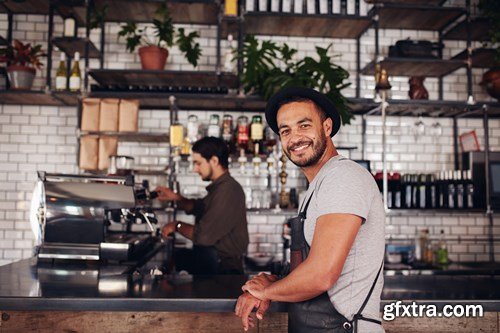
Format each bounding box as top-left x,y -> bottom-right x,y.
118,3 -> 202,69
0,39 -> 45,90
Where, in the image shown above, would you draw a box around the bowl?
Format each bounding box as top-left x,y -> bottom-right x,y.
247,253 -> 274,267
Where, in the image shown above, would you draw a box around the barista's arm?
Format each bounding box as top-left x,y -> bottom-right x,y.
242,213 -> 362,302
155,186 -> 195,212
161,221 -> 194,240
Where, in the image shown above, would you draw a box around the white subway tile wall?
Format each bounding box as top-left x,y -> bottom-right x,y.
0,1 -> 499,265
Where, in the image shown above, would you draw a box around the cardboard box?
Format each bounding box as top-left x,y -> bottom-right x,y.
119,99 -> 139,132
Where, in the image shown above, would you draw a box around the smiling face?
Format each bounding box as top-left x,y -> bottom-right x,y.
277,100 -> 332,168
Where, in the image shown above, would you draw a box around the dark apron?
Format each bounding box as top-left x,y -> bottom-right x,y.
287,188 -> 383,333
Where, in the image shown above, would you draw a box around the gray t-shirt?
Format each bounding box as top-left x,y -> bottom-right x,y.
301,155 -> 385,333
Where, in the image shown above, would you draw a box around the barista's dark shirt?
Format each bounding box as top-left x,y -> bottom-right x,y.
187,172 -> 249,262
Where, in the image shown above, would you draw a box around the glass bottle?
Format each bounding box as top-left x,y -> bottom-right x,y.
236,116 -> 249,152
436,229 -> 449,266
455,170 -> 464,209
169,96 -> 184,149
187,115 -> 200,144
464,170 -> 474,209
250,115 -> 264,155
69,52 -> 81,92
222,115 -> 234,153
55,53 -> 67,91
63,16 -> 76,37
207,114 -> 221,138
447,170 -> 456,209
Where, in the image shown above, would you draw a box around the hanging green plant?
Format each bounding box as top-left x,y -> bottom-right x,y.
237,35 -> 353,125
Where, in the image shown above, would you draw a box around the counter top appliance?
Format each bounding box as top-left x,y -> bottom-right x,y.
31,172 -> 160,261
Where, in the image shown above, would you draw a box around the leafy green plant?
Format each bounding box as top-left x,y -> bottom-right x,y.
478,0 -> 500,63
0,39 -> 46,69
237,35 -> 353,125
118,3 -> 201,67
89,4 -> 108,30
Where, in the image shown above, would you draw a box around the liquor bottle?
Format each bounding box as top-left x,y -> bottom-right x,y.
236,116 -> 249,153
263,126 -> 277,155
392,172 -> 401,208
425,174 -> 435,209
63,16 -> 77,37
464,170 -> 474,209
411,174 -> 418,208
418,174 -> 426,209
69,52 -> 81,92
440,171 -> 449,209
447,170 -> 456,209
402,174 -> 411,208
436,229 -> 449,266
55,53 -> 67,91
250,115 -> 264,155
222,115 -> 234,153
169,96 -> 184,149
187,115 -> 200,144
207,114 -> 221,138
455,170 -> 464,209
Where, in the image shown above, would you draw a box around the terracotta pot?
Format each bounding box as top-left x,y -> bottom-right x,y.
138,46 -> 168,70
480,68 -> 500,100
7,65 -> 36,90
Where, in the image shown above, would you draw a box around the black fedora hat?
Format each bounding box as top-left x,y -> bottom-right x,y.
265,86 -> 341,138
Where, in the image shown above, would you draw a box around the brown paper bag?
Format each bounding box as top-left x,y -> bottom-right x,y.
119,99 -> 139,132
98,136 -> 118,170
81,98 -> 101,131
99,98 -> 120,131
79,136 -> 99,170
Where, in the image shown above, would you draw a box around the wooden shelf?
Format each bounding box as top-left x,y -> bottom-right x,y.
370,3 -> 464,30
443,17 -> 492,42
241,12 -> 372,39
80,131 -> 169,143
349,98 -> 500,118
61,0 -> 219,26
89,91 -> 266,111
365,0 -> 444,4
361,58 -> 465,77
451,48 -> 496,69
52,37 -> 101,58
0,0 -> 50,14
52,91 -> 80,106
89,69 -> 239,89
0,90 -> 65,106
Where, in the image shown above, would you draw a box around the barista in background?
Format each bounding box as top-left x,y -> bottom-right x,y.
156,137 -> 249,274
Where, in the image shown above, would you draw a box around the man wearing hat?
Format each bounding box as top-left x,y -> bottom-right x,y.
235,87 -> 385,332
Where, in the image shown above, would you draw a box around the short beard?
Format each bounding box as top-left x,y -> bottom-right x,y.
284,131 -> 327,168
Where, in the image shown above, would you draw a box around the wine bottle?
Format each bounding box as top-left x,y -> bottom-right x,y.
55,53 -> 67,91
69,52 -> 81,92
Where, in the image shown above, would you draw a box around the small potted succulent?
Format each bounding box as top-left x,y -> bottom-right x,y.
0,39 -> 45,90
118,3 -> 201,70
478,0 -> 500,100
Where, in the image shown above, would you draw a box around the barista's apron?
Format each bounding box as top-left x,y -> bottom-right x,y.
287,188 -> 383,333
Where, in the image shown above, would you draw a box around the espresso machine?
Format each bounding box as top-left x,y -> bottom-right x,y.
31,172 -> 161,262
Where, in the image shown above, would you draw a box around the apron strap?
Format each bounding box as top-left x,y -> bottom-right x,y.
351,259 -> 384,332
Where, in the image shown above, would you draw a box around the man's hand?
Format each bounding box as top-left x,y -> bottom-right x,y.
155,186 -> 181,202
235,292 -> 270,331
161,222 -> 177,238
241,273 -> 278,301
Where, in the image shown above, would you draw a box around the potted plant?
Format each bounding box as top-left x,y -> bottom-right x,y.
237,35 -> 354,125
478,0 -> 500,100
0,39 -> 45,90
118,3 -> 201,70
